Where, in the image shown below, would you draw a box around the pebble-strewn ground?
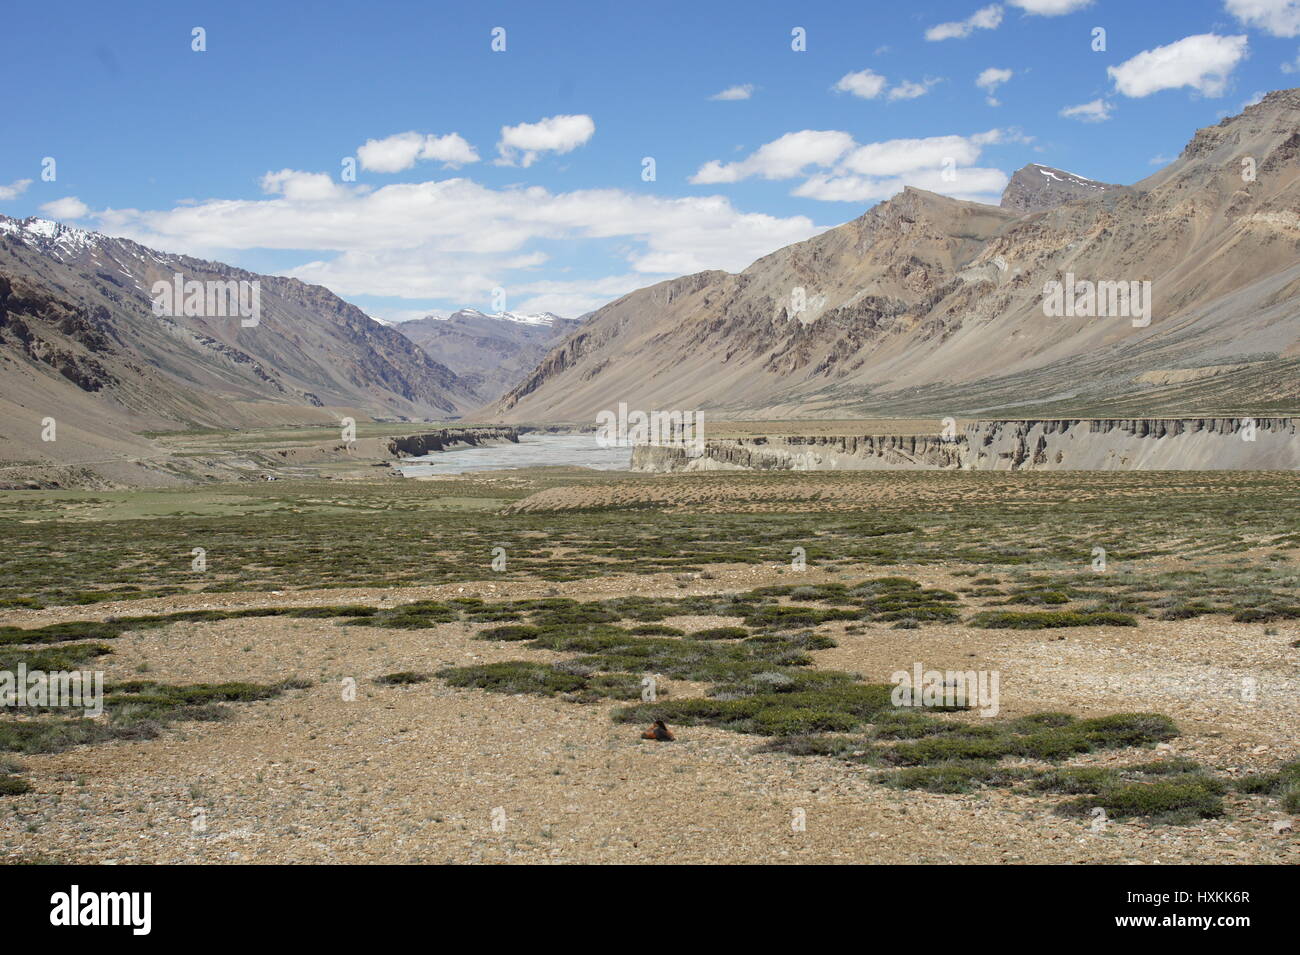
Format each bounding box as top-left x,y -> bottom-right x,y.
2,562 -> 1296,865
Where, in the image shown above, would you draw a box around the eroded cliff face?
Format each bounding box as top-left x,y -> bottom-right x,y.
386,427 -> 520,458
631,419 -> 1298,472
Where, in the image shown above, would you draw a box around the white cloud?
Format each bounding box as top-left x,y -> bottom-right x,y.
795,167 -> 1009,204
693,128 -> 1019,205
1008,0 -> 1093,14
690,130 -> 856,184
710,84 -> 755,100
92,176 -> 824,300
1225,0 -> 1300,37
1108,34 -> 1249,98
887,78 -> 939,100
839,132 -> 1003,176
0,179 -> 32,201
260,169 -> 347,201
976,67 -> 1013,105
1284,49 -> 1300,71
496,114 -> 595,167
40,197 -> 89,219
419,133 -> 480,165
1060,98 -> 1114,121
692,128 -> 1012,205
926,4 -> 1004,41
357,131 -> 479,173
508,274 -> 651,316
1241,89 -> 1267,108
834,69 -> 887,99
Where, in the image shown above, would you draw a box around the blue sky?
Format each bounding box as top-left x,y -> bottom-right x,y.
3,0 -> 1299,320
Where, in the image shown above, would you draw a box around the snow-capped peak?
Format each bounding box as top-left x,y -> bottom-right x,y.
450,307 -> 565,327
1031,164 -> 1106,190
0,215 -> 101,255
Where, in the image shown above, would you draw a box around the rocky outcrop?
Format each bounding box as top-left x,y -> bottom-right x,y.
632,418 -> 1298,472
999,164 -> 1116,214
386,427 -> 520,458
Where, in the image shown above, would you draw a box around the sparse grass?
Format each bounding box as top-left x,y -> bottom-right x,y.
0,679 -> 309,757
0,775 -> 32,796
374,671 -> 429,685
967,610 -> 1139,629
3,471 -> 1291,611
436,661 -> 639,703
689,627 -> 750,640
1058,776 -> 1226,824
1234,759 -> 1300,815
477,625 -> 542,642
756,735 -> 869,758
880,762 -> 1038,794
3,469 -> 1292,832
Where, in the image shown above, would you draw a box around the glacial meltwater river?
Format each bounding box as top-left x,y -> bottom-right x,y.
394,433 -> 633,476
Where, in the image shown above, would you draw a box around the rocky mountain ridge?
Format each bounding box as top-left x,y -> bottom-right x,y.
494,89 -> 1300,424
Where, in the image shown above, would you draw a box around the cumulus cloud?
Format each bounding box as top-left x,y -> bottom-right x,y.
357,131 -> 479,173
1225,0 -> 1300,37
834,69 -> 887,99
1108,34 -> 1249,98
260,169 -> 347,201
710,84 -> 755,100
1059,98 -> 1113,121
1007,0 -> 1093,13
976,67 -> 1013,105
496,114 -> 595,167
0,179 -> 32,200
887,78 -> 940,100
695,128 -> 1016,205
507,274 -> 652,316
40,197 -> 89,219
91,176 -> 824,301
795,167 -> 1009,204
926,4 -> 1004,41
690,130 -> 856,184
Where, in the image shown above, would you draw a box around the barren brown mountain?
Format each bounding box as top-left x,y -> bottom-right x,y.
0,220 -> 479,482
494,90 -> 1300,423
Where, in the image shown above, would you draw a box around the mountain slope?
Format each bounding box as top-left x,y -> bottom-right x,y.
397,308 -> 580,404
496,89 -> 1300,423
0,217 -> 480,482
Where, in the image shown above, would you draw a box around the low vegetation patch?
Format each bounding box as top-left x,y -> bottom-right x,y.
374,671 -> 429,685
966,610 -> 1138,629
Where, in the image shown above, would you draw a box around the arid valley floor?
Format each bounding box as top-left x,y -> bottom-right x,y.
1,454 -> 1297,864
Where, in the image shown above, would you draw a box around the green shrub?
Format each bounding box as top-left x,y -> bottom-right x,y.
967,610 -> 1138,629
690,627 -> 750,640
478,625 -> 542,641
1059,777 -> 1225,823
374,671 -> 429,685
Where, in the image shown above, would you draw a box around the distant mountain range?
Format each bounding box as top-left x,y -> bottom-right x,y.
5,89 -> 1298,485
496,89 -> 1300,423
395,308 -> 579,405
0,217 -> 480,481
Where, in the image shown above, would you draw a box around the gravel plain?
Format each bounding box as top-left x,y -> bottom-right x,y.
2,561 -> 1295,865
